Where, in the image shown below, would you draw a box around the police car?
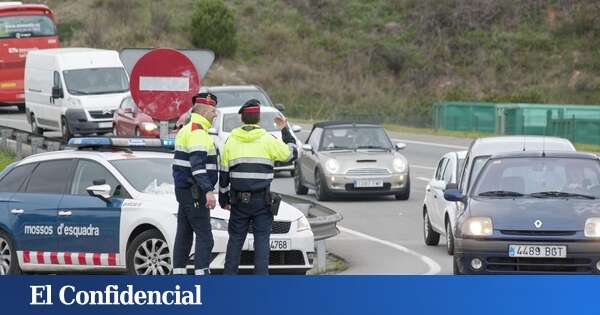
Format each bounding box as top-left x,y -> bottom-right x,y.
0,138 -> 314,275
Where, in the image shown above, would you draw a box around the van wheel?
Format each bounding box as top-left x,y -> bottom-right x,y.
30,113 -> 43,136
423,210 -> 440,246
61,117 -> 72,141
126,229 -> 172,275
17,104 -> 25,113
0,230 -> 21,275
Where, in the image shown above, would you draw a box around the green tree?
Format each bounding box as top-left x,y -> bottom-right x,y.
190,0 -> 237,58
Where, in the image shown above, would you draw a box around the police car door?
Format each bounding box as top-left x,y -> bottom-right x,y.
8,160 -> 75,264
0,163 -> 37,244
57,159 -> 124,265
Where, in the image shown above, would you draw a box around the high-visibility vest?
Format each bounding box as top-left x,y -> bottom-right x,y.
218,125 -> 297,201
172,113 -> 218,192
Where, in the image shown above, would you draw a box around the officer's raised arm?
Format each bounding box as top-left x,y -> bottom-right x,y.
271,114 -> 298,162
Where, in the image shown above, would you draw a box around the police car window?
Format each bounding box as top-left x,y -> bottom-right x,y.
26,160 -> 74,194
71,160 -> 124,197
0,163 -> 36,193
110,158 -> 174,194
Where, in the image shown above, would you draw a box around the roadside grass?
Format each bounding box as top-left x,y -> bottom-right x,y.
306,253 -> 348,275
0,151 -> 15,171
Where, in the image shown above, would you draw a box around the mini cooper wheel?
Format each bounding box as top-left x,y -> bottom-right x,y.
423,210 -> 440,246
314,169 -> 331,201
294,166 -> 309,195
0,230 -> 20,275
126,229 -> 172,275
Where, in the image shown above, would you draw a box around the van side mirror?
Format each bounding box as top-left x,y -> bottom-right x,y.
52,86 -> 63,99
87,184 -> 111,202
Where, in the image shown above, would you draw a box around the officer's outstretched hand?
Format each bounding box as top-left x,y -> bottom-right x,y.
274,114 -> 288,130
205,192 -> 216,209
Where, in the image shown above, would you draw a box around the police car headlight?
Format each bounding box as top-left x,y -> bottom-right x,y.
142,122 -> 158,132
296,216 -> 311,232
393,158 -> 407,173
461,217 -> 493,237
66,97 -> 82,108
325,159 -> 339,173
585,218 -> 600,238
210,218 -> 228,231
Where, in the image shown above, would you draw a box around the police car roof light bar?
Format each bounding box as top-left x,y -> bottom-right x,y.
67,137 -> 174,151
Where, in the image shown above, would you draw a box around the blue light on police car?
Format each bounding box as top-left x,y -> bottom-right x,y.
163,138 -> 175,148
68,137 -> 111,146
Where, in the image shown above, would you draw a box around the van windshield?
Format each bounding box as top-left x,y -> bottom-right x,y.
63,67 -> 129,95
0,15 -> 56,39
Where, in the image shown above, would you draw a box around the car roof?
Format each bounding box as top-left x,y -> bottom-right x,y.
312,121 -> 382,129
16,149 -> 173,166
490,150 -> 599,160
218,106 -> 280,115
469,136 -> 575,157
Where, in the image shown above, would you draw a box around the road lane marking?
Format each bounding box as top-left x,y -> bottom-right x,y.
392,138 -> 468,150
416,177 -> 430,182
411,164 -> 436,171
338,226 -> 442,275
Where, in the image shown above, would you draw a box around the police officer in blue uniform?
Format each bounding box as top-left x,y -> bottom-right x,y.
218,99 -> 298,275
172,92 -> 219,275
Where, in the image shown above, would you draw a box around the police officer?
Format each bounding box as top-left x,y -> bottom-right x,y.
218,99 -> 298,275
172,92 -> 219,275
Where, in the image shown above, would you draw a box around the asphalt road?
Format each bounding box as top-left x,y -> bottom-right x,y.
0,105 -> 473,275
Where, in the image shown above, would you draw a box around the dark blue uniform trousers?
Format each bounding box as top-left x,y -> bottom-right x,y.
173,188 -> 214,274
224,199 -> 273,275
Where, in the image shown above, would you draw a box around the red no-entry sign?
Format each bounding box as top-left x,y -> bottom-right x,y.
129,48 -> 201,121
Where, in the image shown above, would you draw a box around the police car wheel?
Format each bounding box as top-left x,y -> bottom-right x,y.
126,230 -> 172,275
0,230 -> 20,275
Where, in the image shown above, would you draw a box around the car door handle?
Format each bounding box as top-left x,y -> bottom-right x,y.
10,209 -> 24,215
58,210 -> 72,216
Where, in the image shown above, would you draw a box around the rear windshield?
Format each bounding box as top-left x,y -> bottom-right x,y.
0,15 -> 56,39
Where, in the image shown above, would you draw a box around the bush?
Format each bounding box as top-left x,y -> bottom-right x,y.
190,0 -> 237,58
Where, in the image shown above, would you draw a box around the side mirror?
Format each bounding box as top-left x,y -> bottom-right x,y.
87,184 -> 111,202
52,86 -> 63,99
208,128 -> 218,136
291,124 -> 302,133
275,103 -> 285,111
302,144 -> 313,152
395,143 -> 406,150
444,187 -> 465,202
123,108 -> 133,114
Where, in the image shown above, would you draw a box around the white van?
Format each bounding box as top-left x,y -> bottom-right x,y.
25,48 -> 129,140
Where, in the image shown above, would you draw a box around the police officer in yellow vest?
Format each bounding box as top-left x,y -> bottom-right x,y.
172,92 -> 219,275
219,99 -> 298,275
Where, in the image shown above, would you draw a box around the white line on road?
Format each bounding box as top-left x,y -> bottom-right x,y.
416,177 -> 430,182
411,164 -> 436,171
338,226 -> 441,275
392,138 -> 468,150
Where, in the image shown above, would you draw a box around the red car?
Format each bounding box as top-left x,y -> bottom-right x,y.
113,96 -> 162,137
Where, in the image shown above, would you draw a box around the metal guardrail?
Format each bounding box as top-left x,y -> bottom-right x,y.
279,193 -> 343,273
0,126 -> 64,158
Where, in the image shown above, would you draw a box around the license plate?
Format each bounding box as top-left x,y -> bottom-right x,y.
98,122 -> 113,128
509,244 -> 567,258
249,239 -> 291,251
354,179 -> 384,188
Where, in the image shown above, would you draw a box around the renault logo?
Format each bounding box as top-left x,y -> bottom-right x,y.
534,220 -> 543,229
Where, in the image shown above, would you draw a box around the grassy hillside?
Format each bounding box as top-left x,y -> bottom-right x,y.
32,0 -> 600,127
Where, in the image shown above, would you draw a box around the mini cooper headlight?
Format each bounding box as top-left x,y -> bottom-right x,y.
325,159 -> 339,173
210,218 -> 228,231
393,158 -> 407,173
297,216 -> 311,232
585,218 -> 600,238
461,217 -> 493,237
